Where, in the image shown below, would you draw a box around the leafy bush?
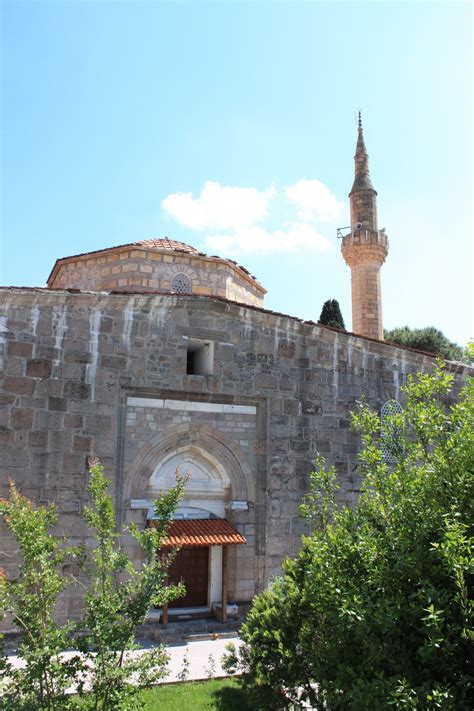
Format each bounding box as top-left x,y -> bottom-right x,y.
0,461 -> 185,710
238,364 -> 473,709
0,484 -> 81,709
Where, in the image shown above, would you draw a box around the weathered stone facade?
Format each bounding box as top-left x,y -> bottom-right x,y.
47,238 -> 265,307
1,121 -> 469,628
0,285 -> 467,623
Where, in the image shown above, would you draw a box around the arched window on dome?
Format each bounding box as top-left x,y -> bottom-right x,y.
380,399 -> 404,464
171,272 -> 192,294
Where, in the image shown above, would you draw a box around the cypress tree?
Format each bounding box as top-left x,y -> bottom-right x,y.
319,299 -> 345,329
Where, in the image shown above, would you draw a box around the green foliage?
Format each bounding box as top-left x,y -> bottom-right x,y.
75,461 -> 186,709
0,462 -> 186,710
176,651 -> 190,683
384,325 -> 470,363
238,365 -> 474,709
220,642 -> 239,675
0,483 -> 81,710
204,653 -> 216,679
319,299 -> 346,330
300,454 -> 340,531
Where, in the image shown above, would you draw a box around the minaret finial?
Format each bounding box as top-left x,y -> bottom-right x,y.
358,110 -> 362,129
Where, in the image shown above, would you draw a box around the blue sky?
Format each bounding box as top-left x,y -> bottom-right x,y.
1,0 -> 472,345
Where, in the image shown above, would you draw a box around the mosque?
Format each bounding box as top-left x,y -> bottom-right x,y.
0,121 -> 466,628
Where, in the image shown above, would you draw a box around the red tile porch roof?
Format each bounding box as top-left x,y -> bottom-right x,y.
153,518 -> 247,547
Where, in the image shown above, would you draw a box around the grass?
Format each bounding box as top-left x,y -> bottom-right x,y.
139,677 -> 285,710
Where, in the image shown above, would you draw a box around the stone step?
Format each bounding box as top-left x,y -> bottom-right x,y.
137,617 -> 243,645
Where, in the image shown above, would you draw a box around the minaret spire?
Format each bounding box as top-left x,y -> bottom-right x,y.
351,111 -> 375,201
341,118 -> 389,340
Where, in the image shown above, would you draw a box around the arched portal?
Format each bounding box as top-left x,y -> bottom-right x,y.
148,445 -> 231,518
126,425 -> 252,618
148,445 -> 235,610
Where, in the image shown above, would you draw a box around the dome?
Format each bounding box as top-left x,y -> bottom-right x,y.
46,236 -> 266,307
133,238 -> 201,255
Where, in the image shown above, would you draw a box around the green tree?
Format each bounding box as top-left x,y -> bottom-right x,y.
384,325 -> 469,363
235,364 -> 473,709
0,462 -> 186,710
76,460 -> 186,710
0,483 -> 82,710
319,299 -> 346,330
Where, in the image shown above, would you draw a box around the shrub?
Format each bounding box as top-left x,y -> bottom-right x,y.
238,364 -> 473,709
0,461 -> 186,710
0,484 -> 81,709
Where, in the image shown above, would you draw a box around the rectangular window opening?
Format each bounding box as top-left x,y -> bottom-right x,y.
186,339 -> 214,376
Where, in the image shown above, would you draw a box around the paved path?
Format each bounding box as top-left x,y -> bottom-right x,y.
4,637 -> 244,687
163,637 -> 243,682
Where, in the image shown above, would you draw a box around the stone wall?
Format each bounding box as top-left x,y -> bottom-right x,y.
0,287 -> 468,624
48,247 -> 265,307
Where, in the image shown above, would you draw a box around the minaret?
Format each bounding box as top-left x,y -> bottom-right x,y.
341,114 -> 389,340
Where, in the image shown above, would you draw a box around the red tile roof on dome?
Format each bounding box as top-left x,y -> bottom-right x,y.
152,518 -> 247,547
46,237 -> 264,289
133,238 -> 200,254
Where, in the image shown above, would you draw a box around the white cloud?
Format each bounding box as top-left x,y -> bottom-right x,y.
162,180 -> 275,231
204,222 -> 332,255
162,178 -> 342,255
285,179 -> 345,222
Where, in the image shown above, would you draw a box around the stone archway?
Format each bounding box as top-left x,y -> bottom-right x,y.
124,423 -> 253,505
148,445 -> 231,517
123,423 -> 254,614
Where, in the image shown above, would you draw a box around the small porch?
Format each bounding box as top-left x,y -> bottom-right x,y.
153,518 -> 246,627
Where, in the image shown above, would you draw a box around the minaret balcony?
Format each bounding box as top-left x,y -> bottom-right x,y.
338,227 -> 389,250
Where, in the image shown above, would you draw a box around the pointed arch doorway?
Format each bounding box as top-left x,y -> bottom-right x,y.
147,446 -> 247,621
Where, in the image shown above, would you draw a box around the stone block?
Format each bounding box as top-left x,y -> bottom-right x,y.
278,341 -> 295,358
11,408 -> 34,430
283,399 -> 300,416
0,393 -> 15,406
64,413 -> 83,428
28,430 -> 48,447
65,351 -> 92,364
0,446 -> 30,469
73,435 -> 92,452
32,450 -> 63,472
49,397 -> 68,412
36,411 -> 63,430
63,382 -> 91,401
0,429 -> 14,445
100,355 -> 127,370
85,415 -> 113,432
62,453 -> 86,473
3,376 -> 35,396
7,341 -> 33,357
48,430 -> 72,450
26,359 -> 52,378
36,379 -> 63,397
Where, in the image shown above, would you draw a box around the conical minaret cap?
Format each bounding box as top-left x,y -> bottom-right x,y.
350,113 -> 375,193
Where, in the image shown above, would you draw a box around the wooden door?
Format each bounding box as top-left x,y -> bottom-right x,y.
168,546 -> 209,608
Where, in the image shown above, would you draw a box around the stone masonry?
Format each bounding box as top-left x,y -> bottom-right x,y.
47,239 -> 265,307
1,120 -> 469,629
0,286 -> 467,624
342,115 -> 388,340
